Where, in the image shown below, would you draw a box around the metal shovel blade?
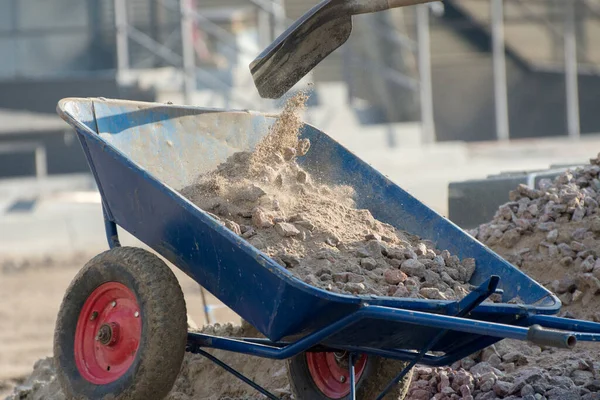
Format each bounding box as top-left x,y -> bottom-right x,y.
249,0 -> 438,99
249,0 -> 352,99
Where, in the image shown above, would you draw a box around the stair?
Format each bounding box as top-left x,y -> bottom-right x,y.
446,0 -> 600,73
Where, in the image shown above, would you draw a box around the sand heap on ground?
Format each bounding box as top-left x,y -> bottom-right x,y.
180,92 -> 479,301
6,323 -> 290,400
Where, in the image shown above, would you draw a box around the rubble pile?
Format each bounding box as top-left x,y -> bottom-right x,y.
468,155 -> 600,320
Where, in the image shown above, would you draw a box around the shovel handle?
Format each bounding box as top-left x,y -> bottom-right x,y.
349,0 -> 440,15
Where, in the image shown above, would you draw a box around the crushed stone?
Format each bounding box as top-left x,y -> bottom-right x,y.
468,154 -> 600,321
180,92 -> 483,301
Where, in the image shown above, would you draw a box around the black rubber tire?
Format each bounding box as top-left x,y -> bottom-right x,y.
288,353 -> 413,400
54,247 -> 187,400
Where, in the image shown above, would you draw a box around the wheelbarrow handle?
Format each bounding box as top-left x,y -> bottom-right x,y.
527,324 -> 576,349
348,0 -> 440,15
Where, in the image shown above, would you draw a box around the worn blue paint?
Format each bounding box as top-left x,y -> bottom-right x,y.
58,97 -> 568,349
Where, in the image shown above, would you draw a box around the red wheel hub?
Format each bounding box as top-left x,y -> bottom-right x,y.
306,352 -> 368,399
74,282 -> 142,384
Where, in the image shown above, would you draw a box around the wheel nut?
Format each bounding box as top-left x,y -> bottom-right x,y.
111,301 -> 116,307
340,376 -> 346,383
134,311 -> 139,318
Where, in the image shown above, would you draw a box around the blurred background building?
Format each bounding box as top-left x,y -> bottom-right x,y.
0,0 -> 599,227
1,0 -> 599,178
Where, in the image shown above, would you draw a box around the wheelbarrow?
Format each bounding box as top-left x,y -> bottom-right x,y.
53,1 -> 600,400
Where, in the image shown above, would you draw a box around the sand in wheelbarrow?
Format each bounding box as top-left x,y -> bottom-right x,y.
180,92 -> 502,302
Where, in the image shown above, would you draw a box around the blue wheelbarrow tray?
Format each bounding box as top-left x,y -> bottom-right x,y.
57,97 -> 600,369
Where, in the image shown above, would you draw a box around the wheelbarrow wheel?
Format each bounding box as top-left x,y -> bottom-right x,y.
287,351 -> 413,400
53,247 -> 187,400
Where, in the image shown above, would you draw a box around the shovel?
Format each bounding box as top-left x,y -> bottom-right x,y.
249,0 -> 440,99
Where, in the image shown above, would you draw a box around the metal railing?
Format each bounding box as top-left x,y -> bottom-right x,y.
438,0 -> 598,140
341,4 -> 436,144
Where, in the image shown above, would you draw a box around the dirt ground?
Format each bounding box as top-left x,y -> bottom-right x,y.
0,258 -> 240,398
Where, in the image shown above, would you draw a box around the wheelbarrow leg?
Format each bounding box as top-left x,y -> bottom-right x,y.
192,348 -> 280,400
103,204 -> 121,248
349,353 -> 357,400
375,276 -> 501,400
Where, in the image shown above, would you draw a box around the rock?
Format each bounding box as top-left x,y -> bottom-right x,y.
332,273 -> 348,283
365,240 -> 385,258
591,217 -> 600,233
547,229 -> 559,242
224,220 -> 241,235
296,138 -> 311,156
559,292 -> 573,305
560,256 -> 574,267
537,222 -> 557,232
461,384 -> 473,398
441,386 -> 456,395
274,222 -> 300,237
238,184 -> 267,202
384,269 -> 407,285
347,273 -> 365,283
401,259 -> 426,278
487,354 -> 502,368
581,256 -> 597,272
502,352 -> 528,366
343,282 -> 366,294
586,380 -> 600,391
501,363 -> 516,373
419,287 -> 447,300
494,381 -> 512,396
558,243 -> 574,256
282,146 -> 297,161
572,289 -> 584,302
365,232 -> 382,241
478,391 -> 500,400
470,362 -> 501,377
280,254 -> 300,268
572,370 -> 594,386
553,277 -> 578,294
548,375 -> 575,389
303,274 -> 318,286
479,373 -> 496,392
409,389 -> 432,400
360,257 -> 378,271
462,258 -> 477,281
325,234 -> 340,246
241,228 -> 257,238
583,394 -> 600,400
393,285 -> 410,297
572,207 -> 586,221
294,220 -> 315,231
500,229 -> 521,248
252,208 -> 273,228
296,170 -> 308,184
545,388 -> 580,400
521,384 -> 535,396
386,248 -> 404,260
461,357 -> 477,370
